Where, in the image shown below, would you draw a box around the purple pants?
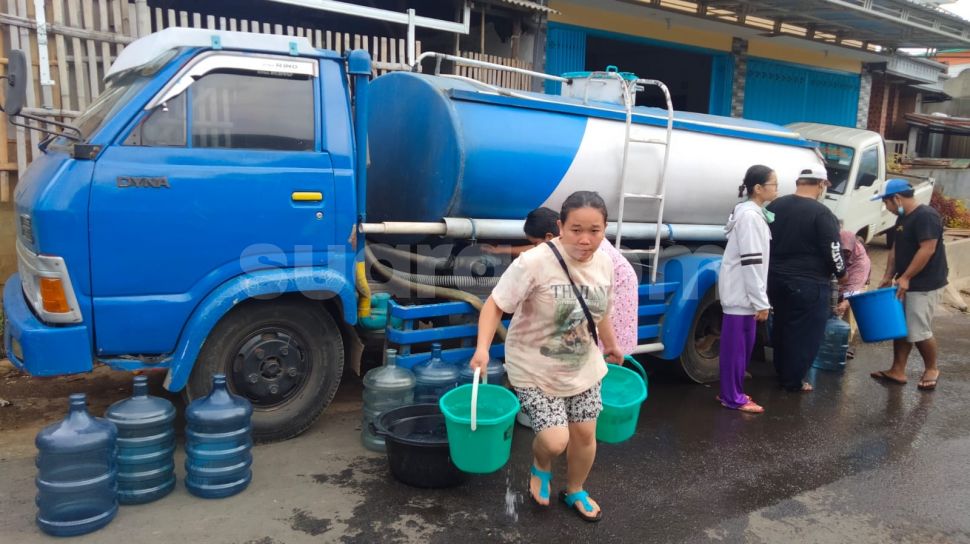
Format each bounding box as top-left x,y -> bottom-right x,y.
719,314 -> 756,409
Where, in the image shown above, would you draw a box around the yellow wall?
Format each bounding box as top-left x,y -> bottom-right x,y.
550,0 -> 862,74
748,40 -> 861,74
550,0 -> 732,52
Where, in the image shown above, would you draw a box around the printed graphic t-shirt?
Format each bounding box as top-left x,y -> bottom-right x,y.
491,239 -> 612,397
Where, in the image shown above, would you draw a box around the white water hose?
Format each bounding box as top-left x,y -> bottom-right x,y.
471,367 -> 481,432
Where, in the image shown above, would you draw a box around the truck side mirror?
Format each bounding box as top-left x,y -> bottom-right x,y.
1,50 -> 27,117
857,172 -> 877,188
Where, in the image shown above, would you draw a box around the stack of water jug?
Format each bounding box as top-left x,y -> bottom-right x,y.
360,343 -> 506,452
34,374 -> 253,537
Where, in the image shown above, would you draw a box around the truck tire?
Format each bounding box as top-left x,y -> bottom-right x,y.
678,288 -> 722,383
184,300 -> 344,443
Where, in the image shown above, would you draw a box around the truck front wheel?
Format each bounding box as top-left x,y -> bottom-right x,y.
678,289 -> 722,383
184,300 -> 344,442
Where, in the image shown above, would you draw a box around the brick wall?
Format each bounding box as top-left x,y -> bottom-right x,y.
889,90 -> 917,141
867,74 -> 889,135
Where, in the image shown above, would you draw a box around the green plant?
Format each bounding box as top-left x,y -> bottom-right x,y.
931,191 -> 970,229
887,152 -> 904,175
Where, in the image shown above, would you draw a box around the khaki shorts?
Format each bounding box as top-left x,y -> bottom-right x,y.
904,288 -> 943,343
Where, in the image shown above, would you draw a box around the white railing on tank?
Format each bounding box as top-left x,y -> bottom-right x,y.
412,52 -> 568,86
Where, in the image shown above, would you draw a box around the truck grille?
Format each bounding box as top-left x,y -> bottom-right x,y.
19,214 -> 34,245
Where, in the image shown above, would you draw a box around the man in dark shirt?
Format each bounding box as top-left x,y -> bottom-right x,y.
766,167 -> 847,392
870,179 -> 949,391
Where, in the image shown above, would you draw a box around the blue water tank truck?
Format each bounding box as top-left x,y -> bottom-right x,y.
2,28 -> 884,441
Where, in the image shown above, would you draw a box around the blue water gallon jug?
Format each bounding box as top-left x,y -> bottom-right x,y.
105,376 -> 176,505
362,348 -> 416,452
812,316 -> 851,371
458,359 -> 506,386
413,343 -> 460,404
35,393 -> 118,536
184,374 -> 253,498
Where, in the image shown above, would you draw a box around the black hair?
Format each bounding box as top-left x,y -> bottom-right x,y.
560,191 -> 608,224
738,164 -> 775,198
523,207 -> 560,239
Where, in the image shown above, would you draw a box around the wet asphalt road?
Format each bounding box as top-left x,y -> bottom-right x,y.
369,310 -> 970,544
1,311 -> 968,543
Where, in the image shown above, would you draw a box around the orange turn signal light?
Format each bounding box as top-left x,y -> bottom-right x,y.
39,277 -> 71,314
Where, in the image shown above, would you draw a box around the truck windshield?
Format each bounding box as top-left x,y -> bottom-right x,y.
72,71 -> 153,140
72,48 -> 181,141
815,141 -> 854,195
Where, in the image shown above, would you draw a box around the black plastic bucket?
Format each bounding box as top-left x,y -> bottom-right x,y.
373,403 -> 468,488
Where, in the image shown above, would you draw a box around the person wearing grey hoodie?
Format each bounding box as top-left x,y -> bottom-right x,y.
716,165 -> 779,413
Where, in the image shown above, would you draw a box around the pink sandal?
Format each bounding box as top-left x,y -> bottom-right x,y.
736,401 -> 765,414
715,394 -> 753,404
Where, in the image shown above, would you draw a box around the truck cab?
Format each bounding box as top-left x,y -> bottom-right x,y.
787,122 -> 934,242
5,29 -> 365,442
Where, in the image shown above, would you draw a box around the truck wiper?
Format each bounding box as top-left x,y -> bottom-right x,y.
37,133 -> 57,153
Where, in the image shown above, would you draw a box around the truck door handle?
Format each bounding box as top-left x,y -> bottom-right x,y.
291,191 -> 323,202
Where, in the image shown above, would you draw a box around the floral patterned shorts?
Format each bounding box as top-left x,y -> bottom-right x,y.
514,382 -> 602,434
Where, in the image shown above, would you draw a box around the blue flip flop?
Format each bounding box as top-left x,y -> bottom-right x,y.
529,465 -> 552,506
560,490 -> 602,522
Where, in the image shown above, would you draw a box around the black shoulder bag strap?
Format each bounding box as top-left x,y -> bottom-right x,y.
545,241 -> 599,346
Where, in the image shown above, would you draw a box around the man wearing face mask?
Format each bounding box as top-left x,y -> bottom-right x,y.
870,179 -> 948,391
765,167 -> 847,392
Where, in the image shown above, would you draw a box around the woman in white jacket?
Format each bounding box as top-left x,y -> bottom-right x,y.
717,165 -> 779,413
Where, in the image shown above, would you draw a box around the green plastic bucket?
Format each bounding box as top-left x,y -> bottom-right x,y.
439,369 -> 520,474
596,356 -> 648,443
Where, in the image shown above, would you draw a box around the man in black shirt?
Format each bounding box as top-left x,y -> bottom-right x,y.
766,167 -> 847,392
870,179 -> 948,391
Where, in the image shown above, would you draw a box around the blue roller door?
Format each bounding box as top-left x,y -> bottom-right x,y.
545,26 -> 587,94
743,58 -> 859,127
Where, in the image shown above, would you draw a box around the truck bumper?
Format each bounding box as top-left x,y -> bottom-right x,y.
4,274 -> 93,375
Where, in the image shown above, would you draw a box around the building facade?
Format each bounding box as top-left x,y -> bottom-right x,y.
542,0 -> 967,134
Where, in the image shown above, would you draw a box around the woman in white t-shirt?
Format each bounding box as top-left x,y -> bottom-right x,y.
470,191 -> 624,522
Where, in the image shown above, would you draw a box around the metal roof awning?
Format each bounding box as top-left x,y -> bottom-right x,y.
883,54 -> 948,84
488,0 -> 560,14
912,81 -> 952,99
618,0 -> 970,51
906,112 -> 970,134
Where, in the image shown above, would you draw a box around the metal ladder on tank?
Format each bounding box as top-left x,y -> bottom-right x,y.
611,75 -> 675,285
